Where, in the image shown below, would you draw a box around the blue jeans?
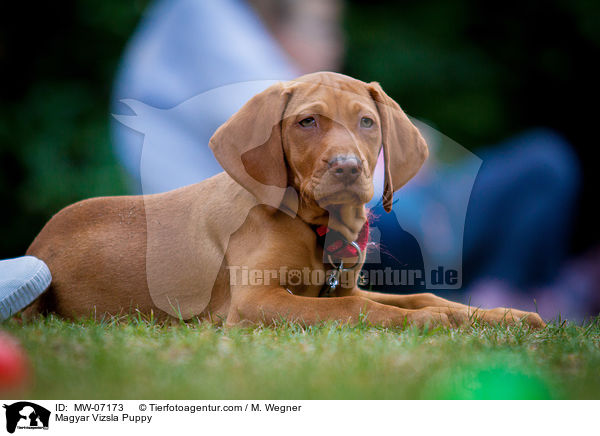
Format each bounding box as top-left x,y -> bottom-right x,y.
366,129 -> 580,293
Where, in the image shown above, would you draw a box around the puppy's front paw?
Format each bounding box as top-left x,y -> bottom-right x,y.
406,309 -> 451,329
422,306 -> 471,327
480,308 -> 546,328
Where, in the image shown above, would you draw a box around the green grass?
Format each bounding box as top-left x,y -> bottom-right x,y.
1,315 -> 599,399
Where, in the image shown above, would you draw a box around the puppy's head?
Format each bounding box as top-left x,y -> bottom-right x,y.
210,72 -> 428,240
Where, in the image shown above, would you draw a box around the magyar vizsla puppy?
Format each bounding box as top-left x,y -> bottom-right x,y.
23,72 -> 544,328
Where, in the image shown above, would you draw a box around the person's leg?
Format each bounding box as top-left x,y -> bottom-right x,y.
463,128 -> 580,289
364,128 -> 579,304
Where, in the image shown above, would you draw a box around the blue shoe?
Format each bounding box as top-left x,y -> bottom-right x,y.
0,256 -> 51,321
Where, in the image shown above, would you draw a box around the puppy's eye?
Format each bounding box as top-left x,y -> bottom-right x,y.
298,117 -> 316,127
360,117 -> 374,128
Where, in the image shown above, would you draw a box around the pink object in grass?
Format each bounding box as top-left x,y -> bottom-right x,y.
0,332 -> 29,390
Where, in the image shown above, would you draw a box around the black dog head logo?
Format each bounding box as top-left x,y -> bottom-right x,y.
3,402 -> 50,434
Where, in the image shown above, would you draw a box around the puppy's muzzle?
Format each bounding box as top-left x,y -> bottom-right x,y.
328,155 -> 362,185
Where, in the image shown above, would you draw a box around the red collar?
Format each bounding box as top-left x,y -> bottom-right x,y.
315,219 -> 369,260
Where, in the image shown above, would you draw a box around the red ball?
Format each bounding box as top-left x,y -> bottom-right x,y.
0,332 -> 29,390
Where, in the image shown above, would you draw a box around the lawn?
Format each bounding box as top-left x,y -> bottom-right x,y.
1,315 -> 599,399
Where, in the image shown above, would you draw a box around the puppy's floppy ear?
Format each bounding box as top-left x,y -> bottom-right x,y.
368,82 -> 429,212
209,82 -> 293,209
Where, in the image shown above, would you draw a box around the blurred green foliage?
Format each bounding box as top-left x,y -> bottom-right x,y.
0,1 -> 149,257
344,0 -> 600,149
1,0 -> 598,257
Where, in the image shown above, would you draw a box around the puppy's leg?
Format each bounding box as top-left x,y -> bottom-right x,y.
227,287 -> 452,328
352,289 -> 545,328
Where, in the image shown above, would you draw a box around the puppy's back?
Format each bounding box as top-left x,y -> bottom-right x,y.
25,194 -> 152,318
24,172 -> 257,320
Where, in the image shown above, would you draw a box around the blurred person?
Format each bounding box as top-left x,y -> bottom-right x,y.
111,0 -> 343,193
110,0 -> 590,321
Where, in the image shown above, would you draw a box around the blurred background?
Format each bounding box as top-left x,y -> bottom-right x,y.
1,0 -> 598,318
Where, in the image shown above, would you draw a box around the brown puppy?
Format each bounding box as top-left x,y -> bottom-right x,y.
24,72 -> 544,328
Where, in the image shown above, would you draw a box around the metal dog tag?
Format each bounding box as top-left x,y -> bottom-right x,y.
322,260 -> 344,297
326,268 -> 340,291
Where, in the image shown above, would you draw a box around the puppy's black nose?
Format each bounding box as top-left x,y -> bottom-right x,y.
328,155 -> 362,185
